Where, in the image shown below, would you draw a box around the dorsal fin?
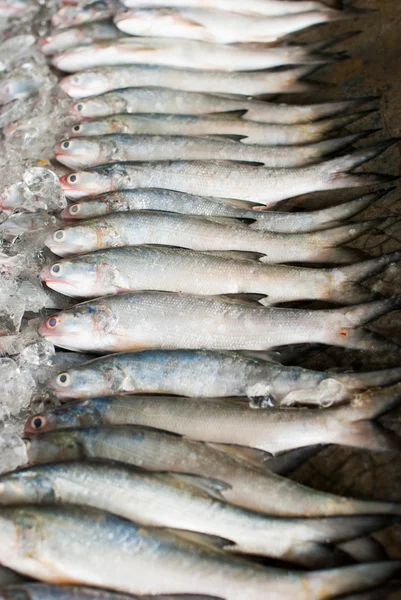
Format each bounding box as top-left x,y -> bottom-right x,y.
204,134 -> 249,142
169,473 -> 232,501
207,443 -> 273,471
166,529 -> 235,551
201,250 -> 264,262
211,294 -> 267,307
207,110 -> 248,120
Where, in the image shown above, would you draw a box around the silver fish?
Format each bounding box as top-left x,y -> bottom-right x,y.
23,419 -> 401,516
44,210 -> 376,263
59,189 -> 384,231
114,7 -> 351,44
37,292 -> 401,353
39,246 -> 400,304
121,0 -> 336,17
58,142 -> 397,205
67,110 -> 372,145
0,75 -> 39,105
54,129 -> 371,169
67,87 -> 372,123
0,505 -> 398,599
52,37 -> 341,73
40,349 -> 401,405
24,388 -> 401,453
0,462 -> 397,566
39,21 -> 119,56
59,64 -> 321,99
52,0 -> 120,29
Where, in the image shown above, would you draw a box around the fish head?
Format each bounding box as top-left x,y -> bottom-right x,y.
24,431 -> 86,464
59,170 -> 110,199
47,363 -> 108,399
61,198 -> 107,221
0,469 -> 56,505
0,184 -> 24,213
25,400 -> 103,434
38,302 -> 117,352
44,224 -> 98,255
54,138 -> 104,169
0,76 -> 35,105
60,71 -> 110,99
69,120 -> 105,136
40,256 -> 100,297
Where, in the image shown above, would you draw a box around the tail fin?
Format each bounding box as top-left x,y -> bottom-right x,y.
312,219 -> 388,249
318,140 -> 400,190
311,130 -> 380,159
339,536 -> 389,563
307,30 -> 362,53
304,561 -> 401,600
327,251 -> 401,304
316,109 -> 378,134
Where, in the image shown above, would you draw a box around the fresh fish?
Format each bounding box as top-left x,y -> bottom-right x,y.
114,7 -> 352,44
0,505 -> 399,599
52,0 -> 120,29
0,584 -> 216,600
67,86 -> 372,123
37,292 -> 401,353
0,462 -> 397,566
67,110 -> 372,146
54,129 -> 372,169
59,64 -> 322,98
39,21 -> 119,56
0,75 -> 39,105
52,37 -> 343,73
60,189 -> 384,231
23,420 -> 401,516
25,386 -> 401,453
0,567 -> 25,586
57,142 -> 397,205
40,349 -> 401,405
39,246 -> 400,305
44,210 -> 378,264
121,0 -> 337,17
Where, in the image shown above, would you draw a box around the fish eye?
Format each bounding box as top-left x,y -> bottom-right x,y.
47,316 -> 59,329
32,415 -> 46,430
68,174 -> 77,183
57,372 -> 71,387
69,204 -> 80,214
4,85 -> 10,94
54,230 -> 66,241
77,103 -> 84,111
73,125 -> 80,132
51,263 -> 62,275
72,76 -> 80,84
62,141 -> 70,149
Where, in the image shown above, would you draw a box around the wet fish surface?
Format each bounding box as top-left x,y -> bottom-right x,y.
40,246 -> 400,305
0,505 -> 398,599
52,0 -> 120,29
40,21 -> 119,56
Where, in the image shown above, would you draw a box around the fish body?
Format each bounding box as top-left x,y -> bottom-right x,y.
68,86 -> 369,123
23,423 -> 401,517
60,189 -> 381,232
58,143 -> 396,204
60,64 -> 319,98
37,292 -> 400,353
53,37 -> 336,72
44,210 -> 375,264
54,129 -> 369,169
114,8 -> 347,44
52,0 -> 120,29
0,505 -> 398,599
24,390 -> 401,453
0,75 -> 39,105
40,21 -> 119,56
0,462 -> 397,566
40,246 -> 400,305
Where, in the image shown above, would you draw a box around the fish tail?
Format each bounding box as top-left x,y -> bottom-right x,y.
285,542 -> 352,568
309,188 -> 394,227
304,561 -> 401,599
310,246 -> 366,264
321,109 -> 378,132
312,218 -> 386,248
318,140 -> 400,190
306,30 -> 362,53
313,130 -> 380,158
339,536 -> 389,563
328,251 -> 401,303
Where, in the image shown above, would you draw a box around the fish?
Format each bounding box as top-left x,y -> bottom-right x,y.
60,189 -> 385,231
120,0 -> 338,17
23,422 -> 401,517
113,7 -> 354,44
52,37 -> 344,73
53,128 -> 373,169
37,292 -> 401,353
58,142 -> 398,204
44,210 -> 379,264
39,246 -> 400,304
41,349 -> 401,406
0,461 -> 397,566
67,86 -> 374,123
0,583 -> 218,600
0,75 -> 39,105
39,21 -> 119,56
24,385 -> 401,453
59,64 -> 323,98
51,0 -> 120,29
67,110 -> 373,146
0,505 -> 399,599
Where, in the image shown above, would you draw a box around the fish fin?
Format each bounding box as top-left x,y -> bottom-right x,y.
203,216 -> 250,227
201,250 -> 264,262
284,542 -> 352,568
307,30 -> 362,53
331,419 -> 401,452
206,443 -> 272,471
210,197 -> 265,211
212,294 -> 268,306
319,140 -> 400,190
264,446 -> 323,475
310,188 -> 394,225
207,110 -> 248,120
345,383 -> 401,421
339,536 -> 389,563
168,473 -> 232,500
312,218 -> 388,248
325,109 -> 378,132
167,529 -> 234,551
204,134 -> 249,142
